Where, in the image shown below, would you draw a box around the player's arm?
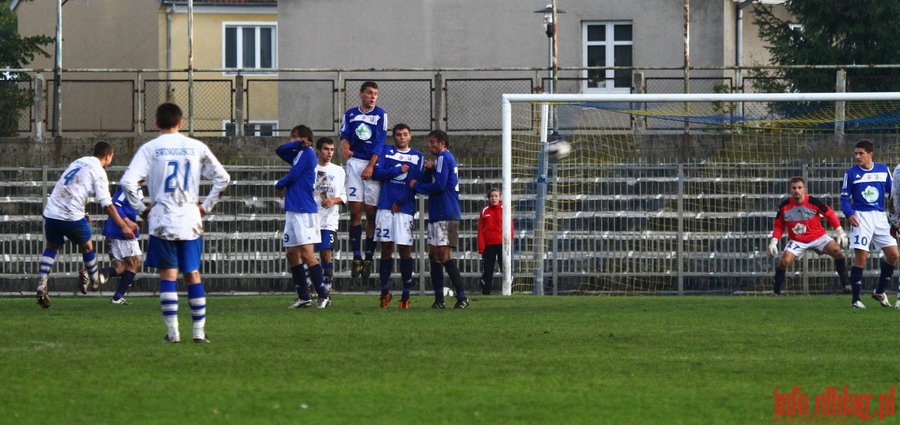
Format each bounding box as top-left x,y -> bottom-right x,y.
275,141 -> 302,164
478,210 -> 486,254
839,173 -> 857,227
340,138 -> 353,159
768,202 -> 787,257
120,149 -> 150,214
103,204 -> 135,239
199,148 -> 231,215
812,197 -> 848,248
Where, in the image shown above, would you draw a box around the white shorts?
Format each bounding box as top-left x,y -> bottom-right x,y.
426,220 -> 459,248
107,238 -> 142,262
849,210 -> 897,252
345,157 -> 381,206
283,211 -> 321,248
783,234 -> 833,258
374,209 -> 415,246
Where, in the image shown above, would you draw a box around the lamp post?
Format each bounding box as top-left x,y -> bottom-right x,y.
533,3 -> 565,94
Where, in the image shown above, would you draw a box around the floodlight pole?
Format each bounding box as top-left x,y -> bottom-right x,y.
52,0 -> 63,137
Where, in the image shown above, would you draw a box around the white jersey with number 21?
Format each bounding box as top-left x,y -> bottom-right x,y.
120,133 -> 230,241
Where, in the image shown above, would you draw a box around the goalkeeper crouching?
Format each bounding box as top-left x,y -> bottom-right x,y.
768,176 -> 849,296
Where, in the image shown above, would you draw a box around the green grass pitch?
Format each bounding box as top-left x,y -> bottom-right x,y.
1,294 -> 896,424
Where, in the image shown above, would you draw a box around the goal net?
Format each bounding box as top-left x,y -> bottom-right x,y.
500,92 -> 900,296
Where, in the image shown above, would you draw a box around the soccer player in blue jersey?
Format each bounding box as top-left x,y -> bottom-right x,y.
86,181 -> 145,305
340,81 -> 388,280
840,139 -> 899,309
372,124 -> 425,308
409,130 -> 469,309
277,125 -> 331,309
120,103 -> 231,343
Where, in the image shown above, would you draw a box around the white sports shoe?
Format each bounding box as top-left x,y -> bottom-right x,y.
316,297 -> 332,309
92,271 -> 109,290
289,298 -> 312,309
872,292 -> 891,307
110,297 -> 129,305
852,300 -> 866,309
894,299 -> 900,310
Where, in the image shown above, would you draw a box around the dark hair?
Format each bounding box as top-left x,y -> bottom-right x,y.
360,81 -> 378,92
427,129 -> 449,149
92,141 -> 114,158
156,102 -> 183,130
855,139 -> 874,153
487,187 -> 501,198
290,125 -> 314,141
789,176 -> 805,185
392,123 -> 411,134
316,137 -> 334,150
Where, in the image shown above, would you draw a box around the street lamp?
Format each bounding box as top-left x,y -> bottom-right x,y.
533,3 -> 565,94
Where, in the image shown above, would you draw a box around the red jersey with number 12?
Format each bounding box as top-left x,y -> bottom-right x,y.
771,194 -> 841,243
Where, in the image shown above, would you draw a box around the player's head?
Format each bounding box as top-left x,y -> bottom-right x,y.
854,139 -> 874,167
316,137 -> 335,163
290,125 -> 314,146
487,188 -> 501,206
92,141 -> 115,167
156,102 -> 183,130
426,129 -> 449,154
788,177 -> 806,202
359,81 -> 379,109
392,123 -> 411,149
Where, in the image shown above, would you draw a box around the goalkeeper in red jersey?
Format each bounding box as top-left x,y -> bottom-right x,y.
768,176 -> 849,296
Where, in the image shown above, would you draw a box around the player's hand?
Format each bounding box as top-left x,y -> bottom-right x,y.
140,203 -> 153,222
276,188 -> 285,199
408,179 -> 417,188
342,149 -> 352,159
767,238 -> 779,258
119,225 -> 136,240
362,165 -> 374,180
834,227 -> 848,249
85,213 -> 91,223
198,204 -> 208,218
391,204 -> 400,214
400,164 -> 410,173
424,161 -> 435,170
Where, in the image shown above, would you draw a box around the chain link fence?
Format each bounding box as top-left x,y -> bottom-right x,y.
13,66 -> 900,137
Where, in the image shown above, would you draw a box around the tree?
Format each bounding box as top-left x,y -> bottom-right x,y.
753,1 -> 900,93
0,0 -> 53,137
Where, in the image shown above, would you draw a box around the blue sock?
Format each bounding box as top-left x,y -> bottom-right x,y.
350,225 -> 363,259
379,259 -> 393,294
773,268 -> 785,294
877,260 -> 894,294
187,283 -> 207,340
101,266 -> 121,279
400,258 -> 414,300
431,262 -> 444,302
851,266 -> 864,302
39,248 -> 57,278
365,238 -> 376,260
308,264 -> 326,298
322,262 -> 334,285
160,280 -> 179,339
443,259 -> 465,298
114,270 -> 136,300
291,264 -> 309,299
82,250 -> 98,278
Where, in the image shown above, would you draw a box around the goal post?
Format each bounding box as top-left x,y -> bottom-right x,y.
500,91 -> 900,296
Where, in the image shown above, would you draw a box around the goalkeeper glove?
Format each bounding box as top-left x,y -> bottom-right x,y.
767,238 -> 779,258
834,227 -> 848,249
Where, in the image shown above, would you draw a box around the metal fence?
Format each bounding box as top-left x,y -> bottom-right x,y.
9,66 -> 900,138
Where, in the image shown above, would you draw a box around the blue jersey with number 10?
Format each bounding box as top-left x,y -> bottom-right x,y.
840,162 -> 892,217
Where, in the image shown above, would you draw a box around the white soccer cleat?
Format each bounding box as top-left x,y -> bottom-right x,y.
872,291 -> 891,307
316,297 -> 332,309
852,300 -> 866,309
289,298 -> 312,309
110,297 -> 129,305
895,299 -> 900,310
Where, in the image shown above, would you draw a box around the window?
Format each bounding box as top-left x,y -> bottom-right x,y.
224,121 -> 278,137
583,21 -> 632,94
223,23 -> 277,73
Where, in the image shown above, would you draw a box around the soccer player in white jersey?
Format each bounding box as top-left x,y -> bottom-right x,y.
314,137 -> 346,292
36,141 -> 136,308
840,139 -> 899,309
276,126 -> 331,309
120,103 -> 231,342
340,81 -> 388,280
371,123 -> 425,309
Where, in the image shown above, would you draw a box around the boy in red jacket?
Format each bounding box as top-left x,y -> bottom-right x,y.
478,188 -> 513,295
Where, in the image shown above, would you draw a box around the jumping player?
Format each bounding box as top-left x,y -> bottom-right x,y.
767,177 -> 849,296
371,123 -> 425,308
340,81 -> 388,280
840,139 -> 899,309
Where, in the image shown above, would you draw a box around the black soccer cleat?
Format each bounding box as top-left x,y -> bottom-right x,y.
454,298 -> 470,309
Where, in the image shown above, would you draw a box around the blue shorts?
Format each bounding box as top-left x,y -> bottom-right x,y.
145,236 -> 203,273
44,216 -> 92,247
315,230 -> 336,251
